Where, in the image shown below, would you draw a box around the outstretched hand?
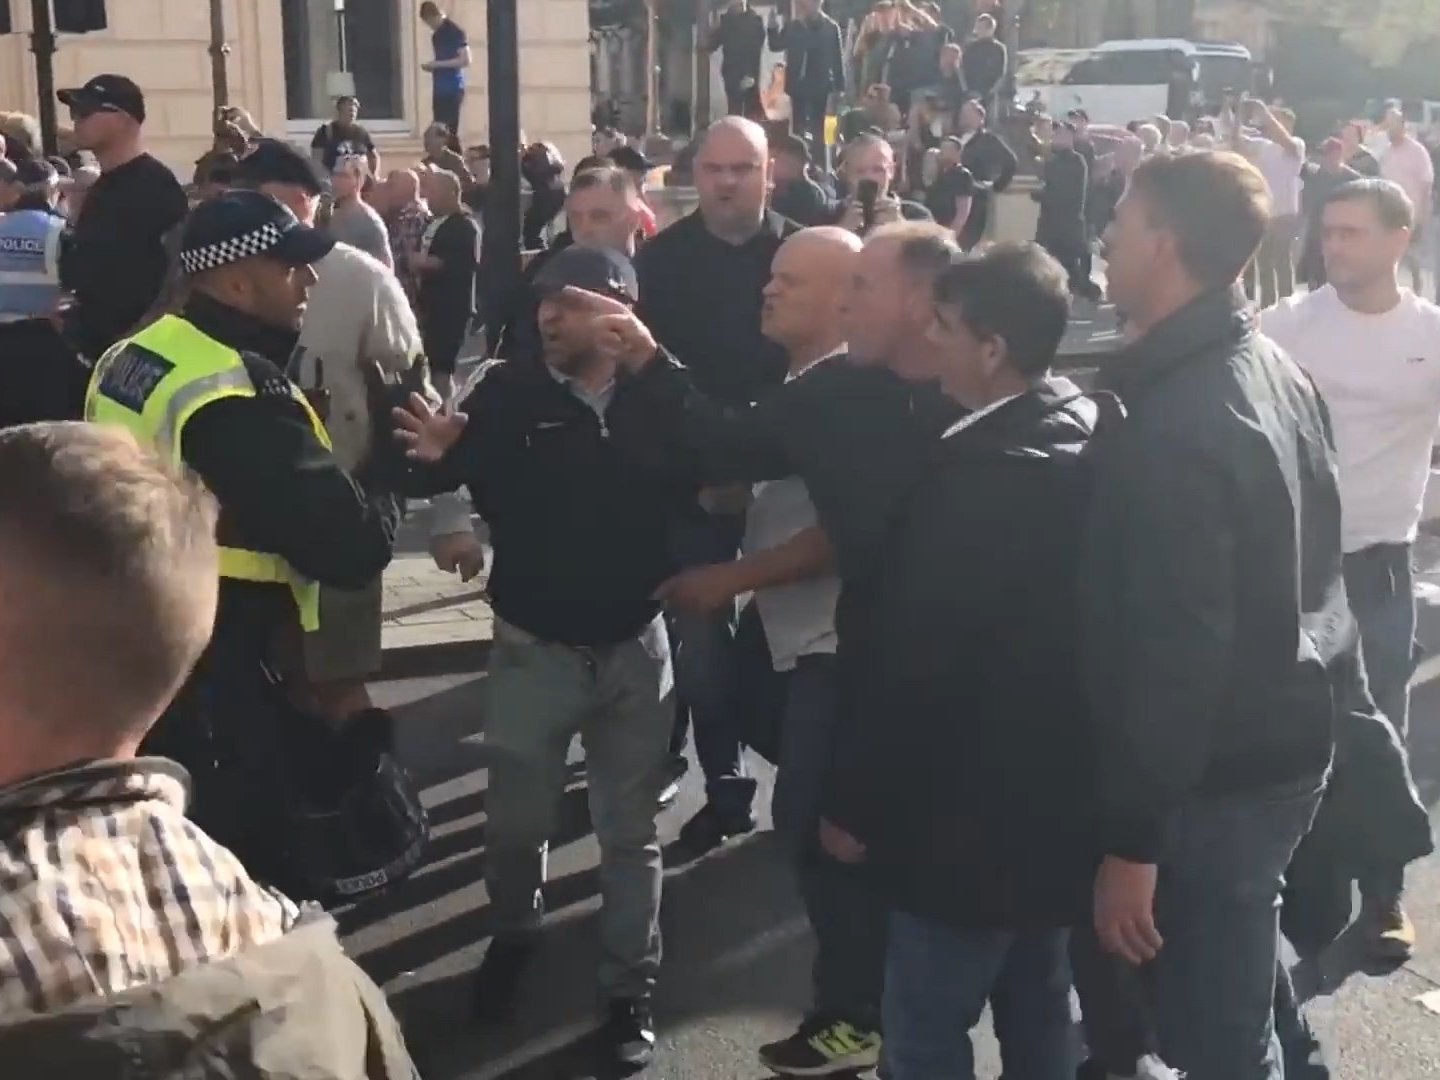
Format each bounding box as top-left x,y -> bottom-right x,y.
392,392 -> 469,463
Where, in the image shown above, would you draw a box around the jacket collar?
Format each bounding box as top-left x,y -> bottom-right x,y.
936,376 -> 1092,455
0,757 -> 190,817
1102,286 -> 1253,399
182,292 -> 301,362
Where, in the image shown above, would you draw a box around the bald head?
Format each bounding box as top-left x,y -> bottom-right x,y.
388,168 -> 420,202
762,227 -> 862,363
699,116 -> 768,157
695,117 -> 771,242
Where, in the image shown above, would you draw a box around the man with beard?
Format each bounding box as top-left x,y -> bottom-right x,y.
393,246 -> 692,1071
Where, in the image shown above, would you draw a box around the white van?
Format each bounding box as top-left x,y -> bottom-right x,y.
1015,39 -> 1252,126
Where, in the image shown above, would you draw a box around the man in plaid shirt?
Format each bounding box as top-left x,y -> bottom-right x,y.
0,423 -> 415,1077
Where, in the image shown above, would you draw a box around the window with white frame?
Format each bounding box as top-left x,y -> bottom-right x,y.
282,0 -> 407,131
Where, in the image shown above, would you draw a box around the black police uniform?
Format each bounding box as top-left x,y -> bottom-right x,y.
91,192 -> 405,897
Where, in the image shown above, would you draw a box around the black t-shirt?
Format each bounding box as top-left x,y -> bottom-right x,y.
418,212 -> 480,326
63,152 -> 188,359
311,122 -> 376,171
924,164 -> 976,226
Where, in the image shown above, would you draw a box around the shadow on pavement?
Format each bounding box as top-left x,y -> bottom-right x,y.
1294,669 -> 1440,1005
393,834 -> 809,1080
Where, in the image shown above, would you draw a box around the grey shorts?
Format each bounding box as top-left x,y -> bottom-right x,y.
301,577 -> 384,682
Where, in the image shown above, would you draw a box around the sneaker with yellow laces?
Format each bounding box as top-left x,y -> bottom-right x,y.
758,1014 -> 882,1077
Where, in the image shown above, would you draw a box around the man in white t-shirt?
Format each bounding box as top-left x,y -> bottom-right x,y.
1379,112 -> 1435,293
1233,100 -> 1305,308
1261,177 -> 1440,965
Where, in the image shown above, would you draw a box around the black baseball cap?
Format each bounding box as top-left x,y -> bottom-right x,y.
231,139 -> 328,196
178,190 -> 334,276
533,246 -> 639,304
58,74 -> 146,123
14,159 -> 58,187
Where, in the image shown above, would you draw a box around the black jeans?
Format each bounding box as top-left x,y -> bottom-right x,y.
791,93 -> 829,169
667,512 -> 756,817
432,88 -> 463,134
1344,542 -> 1417,902
771,655 -> 886,1021
1075,777 -> 1325,1080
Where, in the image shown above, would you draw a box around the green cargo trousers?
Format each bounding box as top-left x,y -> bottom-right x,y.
482,615 -> 673,998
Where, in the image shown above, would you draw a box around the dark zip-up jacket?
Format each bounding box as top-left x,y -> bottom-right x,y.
708,7 -> 767,87
404,358 -> 695,647
1079,288 -> 1341,864
825,380 -> 1104,929
767,13 -> 846,101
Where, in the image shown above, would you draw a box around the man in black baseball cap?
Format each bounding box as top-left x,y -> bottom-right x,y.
393,238 -> 686,1068
58,73 -> 146,123
59,73 -> 188,360
532,246 -> 639,384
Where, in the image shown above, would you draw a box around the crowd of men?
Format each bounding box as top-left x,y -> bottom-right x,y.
1,3 -> 1439,1078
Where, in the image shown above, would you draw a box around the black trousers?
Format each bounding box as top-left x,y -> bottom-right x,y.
1038,228 -> 1096,297
432,88 -> 463,134
0,319 -> 88,429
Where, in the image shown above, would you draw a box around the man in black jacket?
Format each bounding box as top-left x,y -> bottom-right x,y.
767,0 -> 846,165
1078,150 -> 1339,1080
955,99 -> 1018,248
706,0 -> 768,115
636,118 -> 801,854
394,247 -> 689,1071
960,13 -> 1007,115
825,242 -> 1101,1080
1035,121 -> 1098,298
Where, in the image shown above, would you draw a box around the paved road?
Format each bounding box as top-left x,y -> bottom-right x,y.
352,532 -> 1440,1079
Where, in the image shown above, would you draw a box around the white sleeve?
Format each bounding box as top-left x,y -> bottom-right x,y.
363,268 -> 424,376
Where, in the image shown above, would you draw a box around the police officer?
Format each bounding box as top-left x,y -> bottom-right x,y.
84,189 -> 401,894
0,159 -> 86,428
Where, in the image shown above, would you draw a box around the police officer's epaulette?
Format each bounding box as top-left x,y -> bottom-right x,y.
236,349 -> 296,398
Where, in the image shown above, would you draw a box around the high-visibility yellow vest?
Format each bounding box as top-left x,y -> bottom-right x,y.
84,314 -> 330,632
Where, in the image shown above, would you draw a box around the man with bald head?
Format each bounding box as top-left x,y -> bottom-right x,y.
384,167 -> 432,300
636,116 -> 802,853
651,227 -> 890,1075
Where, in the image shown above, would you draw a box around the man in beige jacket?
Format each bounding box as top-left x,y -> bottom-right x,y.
233,140 -> 426,724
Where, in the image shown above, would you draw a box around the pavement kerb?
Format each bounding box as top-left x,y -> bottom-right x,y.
379,635 -> 492,680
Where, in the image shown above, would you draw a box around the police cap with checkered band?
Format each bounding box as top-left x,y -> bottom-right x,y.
178,189 -> 334,277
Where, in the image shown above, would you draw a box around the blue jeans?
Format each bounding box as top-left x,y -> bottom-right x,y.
883,912 -> 1074,1080
772,654 -> 887,1021
667,512 -> 755,817
1079,777 -> 1324,1080
1344,543 -> 1415,901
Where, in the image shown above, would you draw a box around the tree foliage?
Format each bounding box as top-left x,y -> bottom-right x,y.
1264,0 -> 1440,64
